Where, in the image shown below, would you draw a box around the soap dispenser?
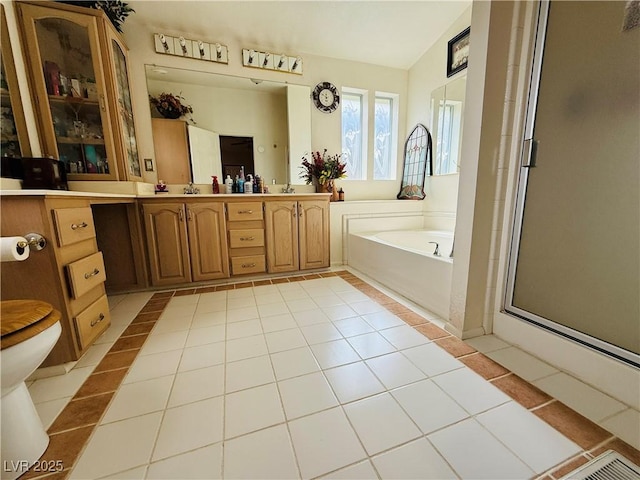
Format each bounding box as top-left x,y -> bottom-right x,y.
225,175 -> 233,194
238,167 -> 245,193
212,175 -> 220,194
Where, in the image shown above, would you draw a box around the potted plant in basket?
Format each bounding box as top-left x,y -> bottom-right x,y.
149,92 -> 194,121
300,149 -> 347,201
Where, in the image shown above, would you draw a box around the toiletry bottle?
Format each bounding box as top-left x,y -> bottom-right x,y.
244,174 -> 253,194
233,175 -> 238,193
238,167 -> 245,193
338,187 -> 345,201
253,174 -> 260,193
225,175 -> 233,194
212,175 -> 220,194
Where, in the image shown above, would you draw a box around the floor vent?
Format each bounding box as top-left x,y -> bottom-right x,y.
560,450 -> 640,480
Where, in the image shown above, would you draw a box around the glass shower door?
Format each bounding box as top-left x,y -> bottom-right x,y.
505,1 -> 639,366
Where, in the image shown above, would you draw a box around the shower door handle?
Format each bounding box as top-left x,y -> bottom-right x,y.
521,138 -> 538,168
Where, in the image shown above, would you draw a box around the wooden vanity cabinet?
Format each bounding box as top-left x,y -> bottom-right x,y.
265,198 -> 330,273
226,201 -> 267,276
17,1 -> 142,181
142,201 -> 229,286
0,196 -> 111,367
298,199 -> 330,270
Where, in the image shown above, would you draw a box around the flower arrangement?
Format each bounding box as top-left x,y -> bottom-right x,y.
149,92 -> 193,120
300,149 -> 347,186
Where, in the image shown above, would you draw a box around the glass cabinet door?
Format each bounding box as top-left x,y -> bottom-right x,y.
0,49 -> 23,157
109,35 -> 142,179
20,4 -> 117,180
1,5 -> 30,159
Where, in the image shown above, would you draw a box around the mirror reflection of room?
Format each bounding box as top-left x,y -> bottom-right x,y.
146,65 -> 292,186
430,75 -> 466,175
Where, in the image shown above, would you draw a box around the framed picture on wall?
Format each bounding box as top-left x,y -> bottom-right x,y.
447,27 -> 470,77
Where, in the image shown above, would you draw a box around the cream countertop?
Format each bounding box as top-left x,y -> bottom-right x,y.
0,189 -> 331,199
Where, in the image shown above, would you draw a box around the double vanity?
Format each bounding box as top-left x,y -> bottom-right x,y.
0,190 -> 330,367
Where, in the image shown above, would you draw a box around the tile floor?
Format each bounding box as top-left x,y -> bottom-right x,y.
22,270 -> 639,480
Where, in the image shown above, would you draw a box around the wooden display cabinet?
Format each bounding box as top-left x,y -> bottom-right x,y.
16,1 -> 142,181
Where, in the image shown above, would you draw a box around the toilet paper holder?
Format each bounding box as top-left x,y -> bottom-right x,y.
17,233 -> 46,251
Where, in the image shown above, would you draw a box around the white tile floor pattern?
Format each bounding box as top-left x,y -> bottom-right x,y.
47,276 -> 587,480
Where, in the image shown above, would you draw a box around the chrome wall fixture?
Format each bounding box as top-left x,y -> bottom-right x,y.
154,34 -> 228,64
242,49 -> 302,75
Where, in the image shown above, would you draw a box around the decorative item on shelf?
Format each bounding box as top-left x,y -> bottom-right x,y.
153,33 -> 228,64
155,179 -> 168,194
300,149 -> 347,202
242,49 -> 303,75
149,92 -> 194,122
55,0 -> 134,33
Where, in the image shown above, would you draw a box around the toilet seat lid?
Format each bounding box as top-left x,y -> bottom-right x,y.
1,300 -> 54,337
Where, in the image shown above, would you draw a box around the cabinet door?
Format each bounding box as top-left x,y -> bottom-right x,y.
265,201 -> 299,273
142,203 -> 191,286
18,3 -> 118,180
152,119 -> 191,184
101,26 -> 142,181
187,203 -> 229,282
1,5 -> 31,158
299,200 -> 330,270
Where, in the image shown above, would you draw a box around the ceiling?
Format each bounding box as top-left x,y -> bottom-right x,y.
126,1 -> 471,70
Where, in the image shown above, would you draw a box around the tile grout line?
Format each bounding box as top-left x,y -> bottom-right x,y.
24,270 -> 638,479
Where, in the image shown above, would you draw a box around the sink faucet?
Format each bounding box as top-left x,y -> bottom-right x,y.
184,183 -> 200,194
281,183 -> 295,194
429,241 -> 440,256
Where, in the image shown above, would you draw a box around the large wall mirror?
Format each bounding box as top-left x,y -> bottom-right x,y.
430,75 -> 466,175
145,65 -> 311,185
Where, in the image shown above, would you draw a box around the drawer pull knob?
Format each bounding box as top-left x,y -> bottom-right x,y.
71,222 -> 88,230
84,268 -> 100,279
238,210 -> 253,214
241,263 -> 256,268
90,313 -> 105,327
240,236 -> 255,241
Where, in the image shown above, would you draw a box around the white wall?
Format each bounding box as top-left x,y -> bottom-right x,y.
406,6 -> 472,215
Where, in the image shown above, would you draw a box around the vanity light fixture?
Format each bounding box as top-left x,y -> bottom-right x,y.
153,34 -> 228,64
242,48 -> 303,75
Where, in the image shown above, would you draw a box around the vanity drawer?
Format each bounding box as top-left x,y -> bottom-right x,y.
66,252 -> 106,299
231,254 -> 266,275
74,294 -> 110,350
229,229 -> 264,248
53,207 -> 96,247
227,202 -> 263,222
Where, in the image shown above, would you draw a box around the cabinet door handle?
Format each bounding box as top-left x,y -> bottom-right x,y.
179,209 -> 184,221
240,236 -> 255,241
99,93 -> 106,112
84,268 -> 100,279
238,210 -> 253,214
241,263 -> 256,268
90,313 -> 105,327
187,209 -> 193,221
71,222 -> 88,230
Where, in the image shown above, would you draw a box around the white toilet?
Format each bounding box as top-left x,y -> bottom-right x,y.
1,300 -> 62,480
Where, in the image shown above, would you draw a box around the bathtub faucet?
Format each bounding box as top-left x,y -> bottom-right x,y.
428,242 -> 440,256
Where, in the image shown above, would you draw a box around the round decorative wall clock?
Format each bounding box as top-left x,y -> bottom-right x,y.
312,82 -> 340,113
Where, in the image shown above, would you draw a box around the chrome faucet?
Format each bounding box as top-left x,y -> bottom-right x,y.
429,241 -> 440,256
281,183 -> 295,194
184,183 -> 200,194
